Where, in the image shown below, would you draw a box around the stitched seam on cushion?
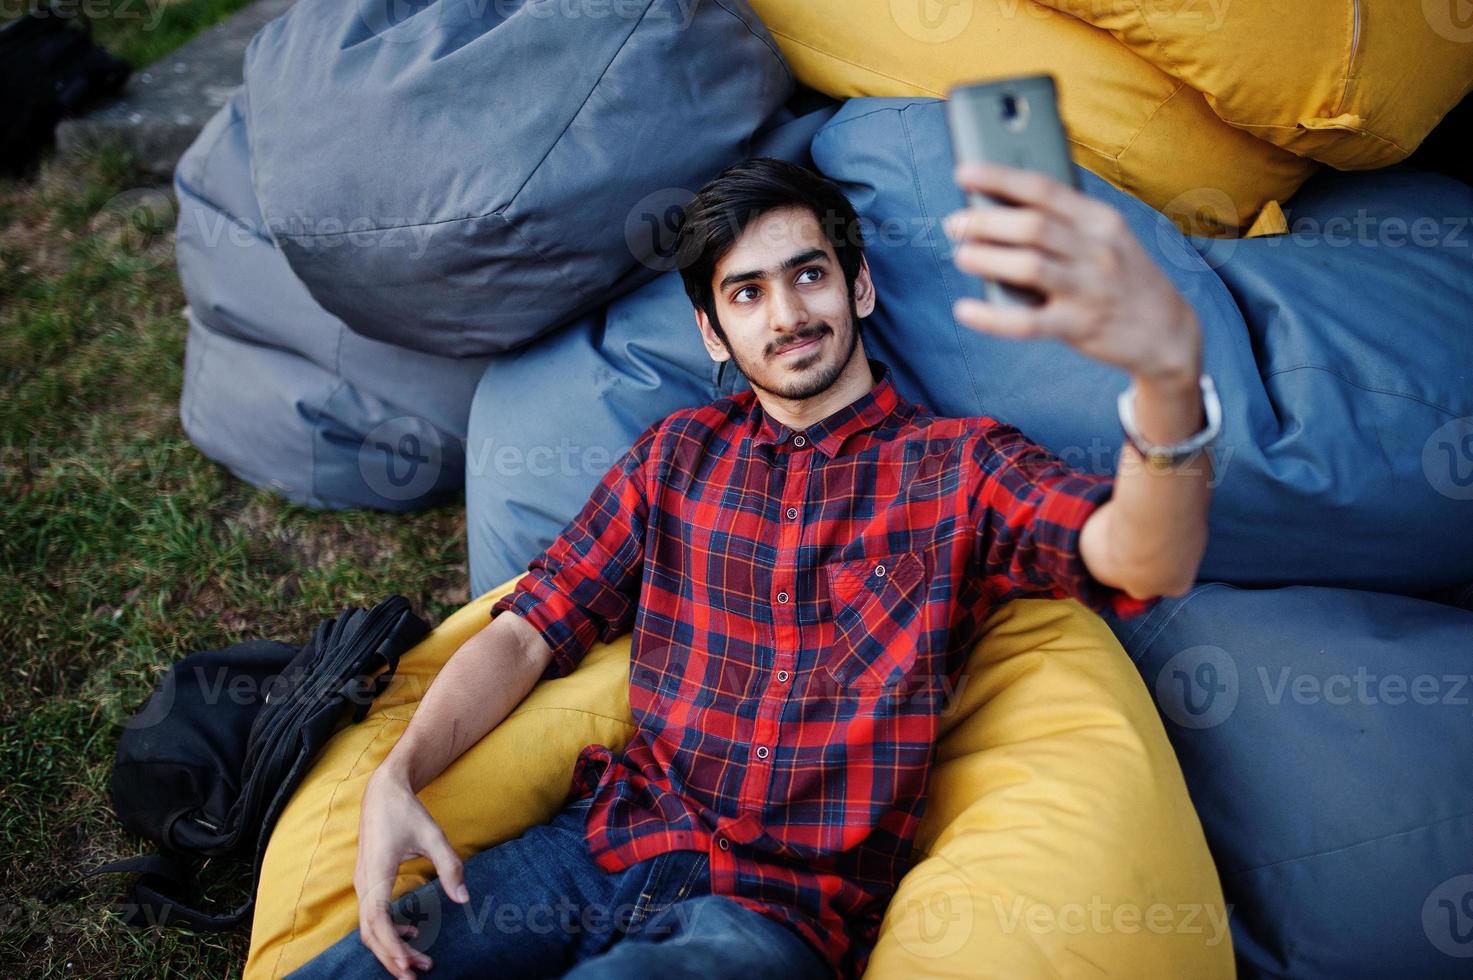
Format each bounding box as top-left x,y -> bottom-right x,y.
276,2 -> 651,239
1227,804 -> 1473,877
174,182 -> 273,245
1262,364 -> 1463,418
503,704 -> 637,727
711,0 -> 794,85
373,704 -> 635,727
1330,0 -> 1357,118
269,720 -> 407,979
1113,582 -> 1228,660
506,0 -> 654,209
764,28 -> 945,96
1112,78 -> 1186,164
490,210 -> 594,313
1211,115 -> 1408,156
1129,0 -> 1182,78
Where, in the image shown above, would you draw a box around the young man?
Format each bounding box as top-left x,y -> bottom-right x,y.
291,158 -> 1218,980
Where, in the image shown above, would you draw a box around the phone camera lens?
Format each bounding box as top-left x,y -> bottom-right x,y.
1001,94 -> 1019,119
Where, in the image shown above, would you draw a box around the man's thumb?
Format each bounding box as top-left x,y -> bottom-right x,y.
426,830 -> 469,903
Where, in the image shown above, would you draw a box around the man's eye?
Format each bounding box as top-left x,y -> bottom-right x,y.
734,286 -> 758,303
798,267 -> 823,283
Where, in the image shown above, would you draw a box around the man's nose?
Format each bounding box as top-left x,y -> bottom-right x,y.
767,286 -> 809,335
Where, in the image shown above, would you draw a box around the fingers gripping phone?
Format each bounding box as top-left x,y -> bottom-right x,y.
946,74 -> 1079,308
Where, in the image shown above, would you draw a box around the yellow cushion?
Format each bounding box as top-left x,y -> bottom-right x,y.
245,576 -> 1232,978
746,0 -> 1312,237
1035,0 -> 1473,170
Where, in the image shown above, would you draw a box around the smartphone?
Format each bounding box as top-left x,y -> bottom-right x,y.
945,74 -> 1078,307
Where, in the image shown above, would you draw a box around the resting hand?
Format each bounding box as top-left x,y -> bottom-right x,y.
944,162 -> 1201,387
353,770 -> 469,979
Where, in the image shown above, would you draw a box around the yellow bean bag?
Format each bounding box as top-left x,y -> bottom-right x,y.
747,0 -> 1312,237
1034,0 -> 1473,170
245,575 -> 1233,978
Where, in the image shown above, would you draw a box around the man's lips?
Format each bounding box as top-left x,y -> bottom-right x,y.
776,333 -> 824,357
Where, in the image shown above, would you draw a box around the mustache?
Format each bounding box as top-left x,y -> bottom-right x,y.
771,326 -> 830,356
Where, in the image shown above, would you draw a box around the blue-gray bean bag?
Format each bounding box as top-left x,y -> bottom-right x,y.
1104,584 -> 1473,979
805,99 -> 1473,595
240,0 -> 796,357
176,90 -> 488,511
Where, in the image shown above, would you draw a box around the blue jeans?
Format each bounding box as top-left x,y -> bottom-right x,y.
286,794 -> 833,979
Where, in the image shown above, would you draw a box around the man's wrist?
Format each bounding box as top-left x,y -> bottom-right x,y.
371,756 -> 416,793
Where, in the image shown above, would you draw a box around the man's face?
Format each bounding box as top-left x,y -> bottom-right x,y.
696,205 -> 876,401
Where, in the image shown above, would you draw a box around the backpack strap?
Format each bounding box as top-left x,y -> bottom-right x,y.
42,853 -> 251,930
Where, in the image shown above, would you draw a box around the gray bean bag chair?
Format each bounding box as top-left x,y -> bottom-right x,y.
1103,584 -> 1473,979
176,89 -> 490,510
240,0 -> 796,356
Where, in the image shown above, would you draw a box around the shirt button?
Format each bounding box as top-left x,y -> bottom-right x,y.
793,435 -> 806,447
777,591 -> 789,603
777,670 -> 790,682
874,563 -> 887,578
786,507 -> 798,520
717,836 -> 731,851
755,745 -> 770,760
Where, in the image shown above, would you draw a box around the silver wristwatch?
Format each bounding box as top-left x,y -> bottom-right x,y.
1116,373 -> 1222,471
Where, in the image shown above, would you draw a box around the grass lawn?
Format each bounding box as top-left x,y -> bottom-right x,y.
1,4 -> 474,974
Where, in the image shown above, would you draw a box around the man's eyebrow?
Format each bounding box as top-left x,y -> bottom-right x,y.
718,248 -> 830,293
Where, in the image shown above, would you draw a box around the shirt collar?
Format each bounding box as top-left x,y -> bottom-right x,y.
749,358 -> 900,460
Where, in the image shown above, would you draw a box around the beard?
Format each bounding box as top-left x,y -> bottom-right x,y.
723,294 -> 863,401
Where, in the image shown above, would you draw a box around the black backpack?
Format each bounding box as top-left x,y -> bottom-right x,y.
0,4 -> 132,177
52,595 -> 431,929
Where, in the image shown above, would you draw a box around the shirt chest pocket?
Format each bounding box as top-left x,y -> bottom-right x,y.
821,552 -> 929,692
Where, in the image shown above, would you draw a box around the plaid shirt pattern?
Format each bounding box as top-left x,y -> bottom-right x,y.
490,357 -> 1156,978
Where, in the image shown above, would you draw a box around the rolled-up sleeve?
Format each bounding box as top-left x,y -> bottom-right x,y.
489,420 -> 660,680
968,420 -> 1157,620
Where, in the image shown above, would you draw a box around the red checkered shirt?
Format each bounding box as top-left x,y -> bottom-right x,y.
489,357 -> 1156,978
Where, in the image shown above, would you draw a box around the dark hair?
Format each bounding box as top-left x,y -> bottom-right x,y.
673,158 -> 867,344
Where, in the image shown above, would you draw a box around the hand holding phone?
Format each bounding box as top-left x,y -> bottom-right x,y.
943,74 -> 1202,386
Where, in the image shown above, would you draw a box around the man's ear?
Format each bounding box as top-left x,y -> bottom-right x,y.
853,256 -> 877,320
694,307 -> 731,362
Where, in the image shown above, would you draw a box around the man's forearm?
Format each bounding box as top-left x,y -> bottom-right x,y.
1082,364 -> 1213,599
375,612 -> 553,793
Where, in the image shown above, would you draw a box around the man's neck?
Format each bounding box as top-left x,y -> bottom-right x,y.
756,347 -> 875,432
